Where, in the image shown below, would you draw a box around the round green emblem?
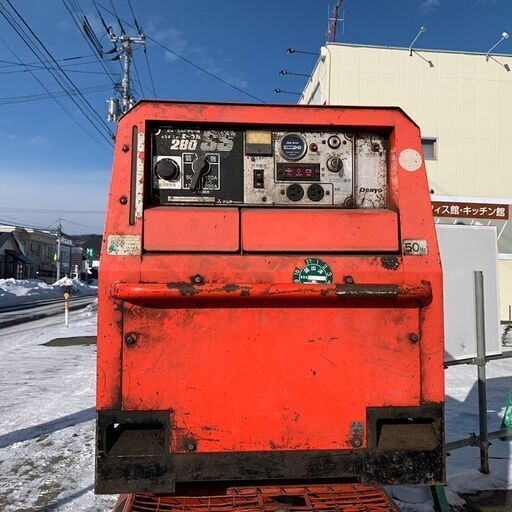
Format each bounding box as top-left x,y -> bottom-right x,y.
293,258 -> 334,284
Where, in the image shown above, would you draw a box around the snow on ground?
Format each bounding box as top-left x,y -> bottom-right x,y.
0,308 -> 511,511
0,278 -> 97,308
0,307 -> 115,511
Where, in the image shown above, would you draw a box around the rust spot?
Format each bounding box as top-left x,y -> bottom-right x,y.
166,282 -> 199,296
381,256 -> 399,271
240,289 -> 251,297
222,284 -> 239,293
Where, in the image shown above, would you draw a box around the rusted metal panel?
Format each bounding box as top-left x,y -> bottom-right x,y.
241,209 -> 399,252
120,303 -> 421,452
97,101 -> 445,493
144,207 -> 239,252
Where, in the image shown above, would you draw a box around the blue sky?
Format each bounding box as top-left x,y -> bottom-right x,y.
0,0 -> 510,233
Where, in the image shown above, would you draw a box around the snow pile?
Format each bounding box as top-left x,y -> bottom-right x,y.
53,276 -> 75,287
0,278 -> 97,308
79,298 -> 98,318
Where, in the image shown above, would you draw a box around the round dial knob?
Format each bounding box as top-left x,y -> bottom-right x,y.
327,156 -> 343,173
155,158 -> 180,181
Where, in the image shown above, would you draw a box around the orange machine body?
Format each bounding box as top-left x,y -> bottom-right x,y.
96,102 -> 444,494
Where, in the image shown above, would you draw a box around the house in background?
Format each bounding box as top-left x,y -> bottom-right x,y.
0,232 -> 33,279
0,225 -> 84,283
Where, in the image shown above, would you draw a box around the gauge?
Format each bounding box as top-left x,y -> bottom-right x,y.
280,133 -> 307,161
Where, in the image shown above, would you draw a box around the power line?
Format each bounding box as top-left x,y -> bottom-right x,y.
62,0 -> 119,85
143,44 -> 157,97
0,65 -> 115,75
58,217 -> 103,230
0,207 -> 106,214
126,0 -> 157,97
0,36 -> 112,152
0,84 -> 112,106
0,54 -> 96,68
96,1 -> 265,104
0,0 -> 115,145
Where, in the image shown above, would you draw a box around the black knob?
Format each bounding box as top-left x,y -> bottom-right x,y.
155,158 -> 180,181
190,155 -> 211,190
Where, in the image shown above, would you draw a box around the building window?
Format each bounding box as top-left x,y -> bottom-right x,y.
422,138 -> 438,161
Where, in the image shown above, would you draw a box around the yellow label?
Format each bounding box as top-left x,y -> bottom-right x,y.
246,130 -> 272,145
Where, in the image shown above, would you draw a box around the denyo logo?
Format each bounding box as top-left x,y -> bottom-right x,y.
359,187 -> 383,193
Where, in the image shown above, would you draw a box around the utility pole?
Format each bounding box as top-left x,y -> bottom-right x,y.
107,28 -> 146,122
56,219 -> 62,280
326,1 -> 345,43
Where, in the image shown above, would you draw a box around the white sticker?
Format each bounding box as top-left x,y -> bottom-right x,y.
135,131 -> 145,219
107,234 -> 141,256
403,239 -> 428,256
399,148 -> 422,172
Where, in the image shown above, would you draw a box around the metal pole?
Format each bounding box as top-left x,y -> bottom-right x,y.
121,37 -> 132,114
56,221 -> 61,281
474,270 -> 489,474
64,296 -> 69,327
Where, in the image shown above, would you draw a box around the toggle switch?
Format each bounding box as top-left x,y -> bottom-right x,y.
253,169 -> 264,189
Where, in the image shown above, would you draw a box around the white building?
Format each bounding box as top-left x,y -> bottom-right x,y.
301,43 -> 512,320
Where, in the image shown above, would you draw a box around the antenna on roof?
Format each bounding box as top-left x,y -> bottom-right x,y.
409,26 -> 426,56
486,31 -> 510,61
326,1 -> 345,43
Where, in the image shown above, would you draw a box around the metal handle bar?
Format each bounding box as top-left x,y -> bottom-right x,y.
111,282 -> 432,305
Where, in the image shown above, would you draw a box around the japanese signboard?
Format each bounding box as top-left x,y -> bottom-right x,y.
432,201 -> 509,220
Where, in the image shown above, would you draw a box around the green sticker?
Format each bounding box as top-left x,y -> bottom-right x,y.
293,258 -> 333,284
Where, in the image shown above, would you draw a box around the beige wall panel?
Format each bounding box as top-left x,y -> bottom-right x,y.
419,76 -> 440,135
360,48 -> 381,71
438,53 -> 458,78
456,138 -> 478,196
359,72 -> 382,105
399,50 -> 420,77
380,73 -> 401,106
458,79 -> 478,139
476,80 -> 497,139
435,137 -> 458,195
475,139 -> 497,197
495,141 -> 512,192
339,46 -> 360,72
416,53 -> 438,78
438,77 -> 458,135
337,71 -> 361,104
425,161 -> 439,193
379,50 -> 400,75
477,58 -> 498,82
458,54 -> 478,80
399,75 -> 420,121
496,81 -> 512,140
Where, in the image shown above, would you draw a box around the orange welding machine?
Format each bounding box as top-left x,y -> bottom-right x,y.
96,102 -> 445,494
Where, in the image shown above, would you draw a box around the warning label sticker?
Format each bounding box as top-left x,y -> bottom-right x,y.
107,234 -> 141,256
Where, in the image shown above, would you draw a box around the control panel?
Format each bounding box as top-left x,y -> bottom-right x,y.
150,127 -> 387,208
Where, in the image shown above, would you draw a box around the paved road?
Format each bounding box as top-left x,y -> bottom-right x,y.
0,296 -> 96,329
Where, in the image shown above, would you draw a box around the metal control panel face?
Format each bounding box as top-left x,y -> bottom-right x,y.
150,126 -> 387,208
